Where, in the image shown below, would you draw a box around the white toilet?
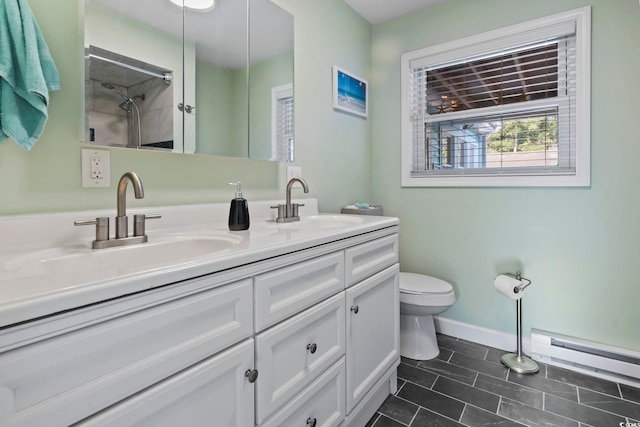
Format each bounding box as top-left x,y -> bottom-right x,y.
399,272 -> 456,360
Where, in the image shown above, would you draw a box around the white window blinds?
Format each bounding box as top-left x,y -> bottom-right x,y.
272,84 -> 294,162
400,7 -> 590,187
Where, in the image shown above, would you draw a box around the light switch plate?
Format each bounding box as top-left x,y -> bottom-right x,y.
82,148 -> 110,187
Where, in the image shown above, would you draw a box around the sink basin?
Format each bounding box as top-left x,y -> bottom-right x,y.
4,234 -> 242,275
263,214 -> 365,229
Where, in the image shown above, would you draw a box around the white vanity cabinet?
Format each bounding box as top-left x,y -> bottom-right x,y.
0,213 -> 399,427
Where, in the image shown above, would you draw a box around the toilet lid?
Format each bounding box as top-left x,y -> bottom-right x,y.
400,272 -> 453,295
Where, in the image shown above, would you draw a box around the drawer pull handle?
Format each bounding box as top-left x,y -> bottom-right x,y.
350,305 -> 359,314
244,369 -> 259,383
306,417 -> 317,427
307,343 -> 318,354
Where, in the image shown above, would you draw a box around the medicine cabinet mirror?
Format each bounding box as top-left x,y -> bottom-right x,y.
84,0 -> 294,161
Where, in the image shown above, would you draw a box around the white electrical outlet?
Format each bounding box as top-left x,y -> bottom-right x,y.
287,166 -> 303,188
82,148 -> 110,188
90,157 -> 103,179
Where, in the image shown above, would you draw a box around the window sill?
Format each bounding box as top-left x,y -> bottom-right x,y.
401,172 -> 590,188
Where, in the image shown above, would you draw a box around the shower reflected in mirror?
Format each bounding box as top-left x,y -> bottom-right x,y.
100,82 -> 145,149
85,46 -> 174,150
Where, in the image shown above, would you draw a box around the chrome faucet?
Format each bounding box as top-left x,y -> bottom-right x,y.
271,177 -> 310,223
116,172 -> 144,239
74,172 -> 160,249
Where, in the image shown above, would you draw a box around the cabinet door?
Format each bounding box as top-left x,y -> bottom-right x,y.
345,264 -> 399,413
78,339 -> 255,427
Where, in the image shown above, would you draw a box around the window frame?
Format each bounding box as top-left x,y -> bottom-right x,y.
400,7 -> 591,187
271,83 -> 294,162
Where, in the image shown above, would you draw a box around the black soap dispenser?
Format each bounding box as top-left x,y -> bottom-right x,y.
228,182 -> 250,231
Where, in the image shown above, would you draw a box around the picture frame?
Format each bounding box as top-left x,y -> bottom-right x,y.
332,66 -> 368,118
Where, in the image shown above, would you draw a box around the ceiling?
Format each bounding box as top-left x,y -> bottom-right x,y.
344,0 -> 446,24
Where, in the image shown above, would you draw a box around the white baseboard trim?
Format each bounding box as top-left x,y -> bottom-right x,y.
433,317 -> 640,387
433,316 -> 533,356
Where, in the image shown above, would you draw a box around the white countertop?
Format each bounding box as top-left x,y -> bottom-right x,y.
0,199 -> 398,328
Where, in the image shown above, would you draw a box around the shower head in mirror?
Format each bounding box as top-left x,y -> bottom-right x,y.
101,82 -> 144,112
101,82 -> 129,103
119,94 -> 145,112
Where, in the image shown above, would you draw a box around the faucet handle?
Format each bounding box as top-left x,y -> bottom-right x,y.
270,204 -> 286,220
290,203 -> 306,218
133,214 -> 162,237
74,217 -> 110,243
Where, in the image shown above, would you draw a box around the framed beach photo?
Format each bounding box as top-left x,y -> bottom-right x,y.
332,66 -> 368,118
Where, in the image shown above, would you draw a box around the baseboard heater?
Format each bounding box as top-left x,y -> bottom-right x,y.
530,329 -> 640,385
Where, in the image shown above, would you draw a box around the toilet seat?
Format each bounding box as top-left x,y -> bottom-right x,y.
399,272 -> 455,306
400,272 -> 452,295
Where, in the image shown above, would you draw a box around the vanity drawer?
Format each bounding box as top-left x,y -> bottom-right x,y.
344,234 -> 398,287
254,251 -> 344,331
255,293 -> 345,424
77,339 -> 255,427
0,279 -> 253,427
260,358 -> 345,427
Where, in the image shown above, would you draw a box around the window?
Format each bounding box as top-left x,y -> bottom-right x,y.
400,7 -> 591,187
271,83 -> 294,162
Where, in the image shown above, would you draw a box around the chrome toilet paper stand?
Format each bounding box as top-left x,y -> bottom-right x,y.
501,272 -> 539,374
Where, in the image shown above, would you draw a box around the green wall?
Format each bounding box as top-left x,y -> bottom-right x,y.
195,60 -> 248,157
371,0 -> 640,351
275,0 -> 373,209
0,0 -> 371,215
249,51 -> 294,160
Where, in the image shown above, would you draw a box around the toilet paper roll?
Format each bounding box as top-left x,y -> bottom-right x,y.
494,274 -> 525,300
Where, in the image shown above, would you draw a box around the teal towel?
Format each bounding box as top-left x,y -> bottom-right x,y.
0,0 -> 60,150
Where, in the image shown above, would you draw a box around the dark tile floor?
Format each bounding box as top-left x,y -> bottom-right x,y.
367,334 -> 640,427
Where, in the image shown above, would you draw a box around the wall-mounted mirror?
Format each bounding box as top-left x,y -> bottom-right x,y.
84,0 -> 294,161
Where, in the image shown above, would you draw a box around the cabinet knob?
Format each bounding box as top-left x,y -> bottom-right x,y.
306,343 -> 318,354
350,305 -> 359,314
306,417 -> 317,427
244,369 -> 259,383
